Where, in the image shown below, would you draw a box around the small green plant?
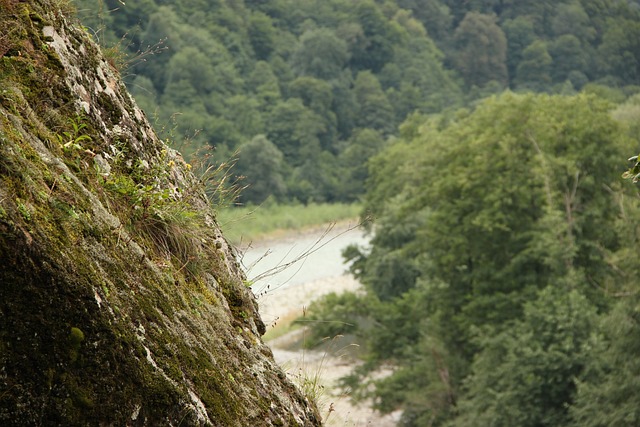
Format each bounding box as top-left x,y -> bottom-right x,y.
188,147 -> 246,210
57,115 -> 92,153
16,199 -> 30,221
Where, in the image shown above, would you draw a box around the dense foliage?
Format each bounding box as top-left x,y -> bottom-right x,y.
76,0 -> 640,205
309,92 -> 640,426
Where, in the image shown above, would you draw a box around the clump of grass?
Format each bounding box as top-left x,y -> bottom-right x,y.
102,34 -> 167,76
262,311 -> 303,342
289,333 -> 358,425
135,201 -> 206,274
156,115 -> 246,210
191,148 -> 246,210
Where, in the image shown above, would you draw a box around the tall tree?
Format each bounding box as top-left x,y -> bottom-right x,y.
551,1 -> 596,41
349,0 -> 397,72
266,98 -> 325,166
290,28 -> 349,80
502,16 -> 536,87
570,296 -> 640,427
248,11 -> 276,60
347,93 -> 634,424
396,0 -> 453,43
338,128 -> 386,201
515,40 -> 552,90
235,135 -> 287,204
452,12 -> 508,88
353,71 -> 396,135
549,34 -> 588,83
289,76 -> 338,151
598,18 -> 640,84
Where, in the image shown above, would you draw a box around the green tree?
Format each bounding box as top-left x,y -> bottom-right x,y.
287,151 -> 340,202
349,1 -> 397,72
598,18 -> 640,84
570,297 -> 640,427
387,10 -> 463,114
128,75 -> 158,115
247,61 -> 282,109
551,1 -> 596,41
164,46 -> 217,94
330,72 -> 359,140
221,95 -> 264,139
290,28 -> 349,80
549,34 -> 588,83
266,98 -> 325,167
515,40 -> 552,90
347,93 -> 634,424
159,79 -> 211,138
396,0 -> 452,43
502,16 -> 536,87
137,6 -> 184,90
453,287 -> 598,427
353,71 -> 396,135
289,77 -> 338,151
248,11 -> 276,60
495,0 -> 556,34
338,128 -> 386,200
452,12 -> 508,88
235,135 -> 287,204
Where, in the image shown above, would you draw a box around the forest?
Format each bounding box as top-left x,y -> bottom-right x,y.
76,0 -> 640,204
72,0 -> 640,425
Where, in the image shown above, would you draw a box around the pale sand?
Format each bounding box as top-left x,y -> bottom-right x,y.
256,275 -> 399,427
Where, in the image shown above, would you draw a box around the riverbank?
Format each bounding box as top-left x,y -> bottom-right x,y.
240,224 -> 399,426
216,202 -> 362,245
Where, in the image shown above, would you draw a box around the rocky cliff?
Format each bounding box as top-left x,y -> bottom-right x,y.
0,1 -> 320,425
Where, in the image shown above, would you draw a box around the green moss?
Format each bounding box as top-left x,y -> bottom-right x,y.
67,326 -> 84,363
16,199 -> 31,221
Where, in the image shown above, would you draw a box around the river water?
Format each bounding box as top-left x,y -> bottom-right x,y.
238,222 -> 368,327
240,221 -> 368,292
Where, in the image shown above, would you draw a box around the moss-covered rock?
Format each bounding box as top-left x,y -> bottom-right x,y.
0,1 -> 321,425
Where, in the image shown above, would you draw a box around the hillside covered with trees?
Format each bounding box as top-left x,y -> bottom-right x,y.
76,0 -> 640,205
72,0 -> 640,426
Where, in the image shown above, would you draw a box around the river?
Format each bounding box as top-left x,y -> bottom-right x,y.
237,222 -> 399,427
239,222 -> 368,325
240,221 -> 368,290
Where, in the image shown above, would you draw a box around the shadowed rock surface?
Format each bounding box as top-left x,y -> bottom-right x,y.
0,1 -> 320,425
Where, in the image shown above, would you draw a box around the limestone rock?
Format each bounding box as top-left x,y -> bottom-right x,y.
0,1 -> 320,425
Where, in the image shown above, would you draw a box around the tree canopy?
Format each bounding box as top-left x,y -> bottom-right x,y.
317,92 -> 640,426
75,0 -> 640,205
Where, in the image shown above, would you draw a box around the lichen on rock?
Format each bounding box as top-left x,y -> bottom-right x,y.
0,1 -> 321,425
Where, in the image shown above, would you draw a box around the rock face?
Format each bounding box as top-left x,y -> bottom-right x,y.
0,1 -> 321,425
